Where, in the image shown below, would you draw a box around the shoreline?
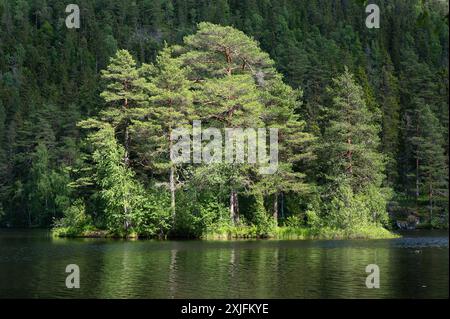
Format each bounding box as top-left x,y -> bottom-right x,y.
51,225 -> 400,240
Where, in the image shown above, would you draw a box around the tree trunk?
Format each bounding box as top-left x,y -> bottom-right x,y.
230,190 -> 239,225
124,125 -> 130,167
169,130 -> 176,222
123,95 -> 130,167
230,192 -> 234,223
273,193 -> 279,225
225,48 -> 232,76
234,192 -> 240,224
123,204 -> 129,233
170,165 -> 176,221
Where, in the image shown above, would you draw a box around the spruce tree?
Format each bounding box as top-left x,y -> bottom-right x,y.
322,68 -> 385,190
320,69 -> 387,227
409,102 -> 448,224
81,120 -> 144,235
378,60 -> 401,188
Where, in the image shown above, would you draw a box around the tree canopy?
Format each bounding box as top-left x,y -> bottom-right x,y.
0,0 -> 447,235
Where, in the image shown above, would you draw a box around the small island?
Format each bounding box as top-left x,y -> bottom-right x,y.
51,23 -> 418,241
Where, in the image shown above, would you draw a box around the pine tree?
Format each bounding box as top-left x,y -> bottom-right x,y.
181,22 -> 276,224
76,50 -> 150,234
139,45 -> 194,220
258,77 -> 315,225
99,50 -> 148,167
0,0 -> 448,232
181,22 -> 275,79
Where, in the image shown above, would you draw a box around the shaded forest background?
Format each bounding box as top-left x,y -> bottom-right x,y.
0,0 -> 448,229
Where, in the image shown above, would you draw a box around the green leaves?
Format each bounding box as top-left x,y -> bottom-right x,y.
85,123 -> 171,236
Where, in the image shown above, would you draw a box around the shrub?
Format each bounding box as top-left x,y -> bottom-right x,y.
52,199 -> 93,236
54,200 -> 91,229
284,215 -> 302,228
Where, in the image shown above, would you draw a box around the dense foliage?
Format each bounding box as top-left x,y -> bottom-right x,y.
0,0 -> 448,237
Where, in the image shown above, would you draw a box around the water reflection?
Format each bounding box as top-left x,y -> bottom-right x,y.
0,230 -> 447,298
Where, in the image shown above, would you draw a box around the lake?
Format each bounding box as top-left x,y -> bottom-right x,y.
0,230 -> 447,298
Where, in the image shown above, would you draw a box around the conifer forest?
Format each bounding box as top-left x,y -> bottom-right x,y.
0,0 -> 448,239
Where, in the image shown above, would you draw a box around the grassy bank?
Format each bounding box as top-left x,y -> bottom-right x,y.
52,227 -> 140,239
53,225 -> 398,240
203,225 -> 398,240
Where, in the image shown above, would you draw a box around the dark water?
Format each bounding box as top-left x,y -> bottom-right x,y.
0,230 -> 447,298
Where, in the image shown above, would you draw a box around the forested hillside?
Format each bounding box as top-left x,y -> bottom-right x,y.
0,0 -> 448,237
